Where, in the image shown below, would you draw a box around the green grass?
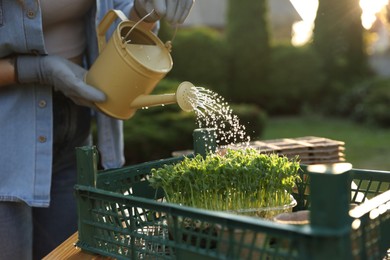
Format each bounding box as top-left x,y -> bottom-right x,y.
259,115 -> 390,171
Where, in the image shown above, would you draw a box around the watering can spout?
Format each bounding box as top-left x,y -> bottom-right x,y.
129,81 -> 195,112
129,93 -> 176,109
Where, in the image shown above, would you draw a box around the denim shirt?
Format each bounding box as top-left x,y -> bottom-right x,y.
0,0 -> 134,207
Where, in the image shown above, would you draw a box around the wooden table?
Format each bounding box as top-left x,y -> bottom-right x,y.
43,232 -> 113,260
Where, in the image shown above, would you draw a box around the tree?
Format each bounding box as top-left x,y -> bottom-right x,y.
225,0 -> 271,103
312,0 -> 370,111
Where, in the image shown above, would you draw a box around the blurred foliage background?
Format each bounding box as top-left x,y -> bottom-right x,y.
113,0 -> 390,170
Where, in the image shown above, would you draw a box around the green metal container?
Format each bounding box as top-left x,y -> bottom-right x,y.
74,132 -> 389,259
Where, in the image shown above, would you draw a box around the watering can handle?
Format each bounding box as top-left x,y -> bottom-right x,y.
97,9 -> 129,53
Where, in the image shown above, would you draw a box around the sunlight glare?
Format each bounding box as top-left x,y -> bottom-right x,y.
290,0 -> 389,46
292,21 -> 314,46
290,0 -> 318,23
290,0 -> 318,46
360,0 -> 388,29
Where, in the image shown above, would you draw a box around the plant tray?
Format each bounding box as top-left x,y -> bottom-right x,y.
173,136 -> 346,165
250,136 -> 346,163
74,146 -> 389,260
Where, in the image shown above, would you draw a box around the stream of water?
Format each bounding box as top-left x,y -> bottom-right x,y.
187,86 -> 251,149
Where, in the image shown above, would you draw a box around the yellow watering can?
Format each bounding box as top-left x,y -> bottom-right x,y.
85,9 -> 194,120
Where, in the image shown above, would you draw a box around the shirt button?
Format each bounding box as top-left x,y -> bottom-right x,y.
38,100 -> 47,108
38,136 -> 47,143
27,10 -> 36,19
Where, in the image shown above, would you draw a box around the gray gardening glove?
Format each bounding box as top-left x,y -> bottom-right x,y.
134,0 -> 194,24
16,55 -> 106,108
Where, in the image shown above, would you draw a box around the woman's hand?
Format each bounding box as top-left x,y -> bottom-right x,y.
16,55 -> 106,108
134,0 -> 194,24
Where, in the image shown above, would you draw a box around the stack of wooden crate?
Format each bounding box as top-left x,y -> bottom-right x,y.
173,136 -> 346,165
247,136 -> 345,164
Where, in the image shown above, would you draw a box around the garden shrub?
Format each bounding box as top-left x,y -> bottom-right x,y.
229,103 -> 268,140
166,27 -> 229,97
225,0 -> 271,103
340,77 -> 390,127
266,44 -> 325,115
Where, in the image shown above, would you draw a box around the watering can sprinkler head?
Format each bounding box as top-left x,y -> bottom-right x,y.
128,81 -> 195,113
175,81 -> 196,112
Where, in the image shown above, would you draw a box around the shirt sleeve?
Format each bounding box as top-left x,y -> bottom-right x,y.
96,111 -> 125,169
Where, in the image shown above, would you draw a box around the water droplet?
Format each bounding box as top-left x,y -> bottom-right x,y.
185,86 -> 251,149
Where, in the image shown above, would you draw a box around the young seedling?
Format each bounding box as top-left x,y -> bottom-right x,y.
149,148 -> 301,214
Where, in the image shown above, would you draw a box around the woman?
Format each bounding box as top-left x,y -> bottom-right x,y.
0,1 -> 193,259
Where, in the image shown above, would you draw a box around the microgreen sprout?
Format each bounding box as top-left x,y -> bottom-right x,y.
149,148 -> 301,214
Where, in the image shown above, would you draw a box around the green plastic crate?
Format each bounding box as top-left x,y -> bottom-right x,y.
74,147 -> 389,260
